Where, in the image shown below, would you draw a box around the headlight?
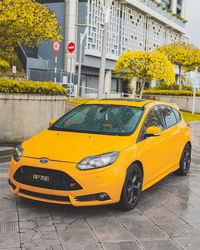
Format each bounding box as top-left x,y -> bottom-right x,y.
13,144 -> 23,162
77,151 -> 120,170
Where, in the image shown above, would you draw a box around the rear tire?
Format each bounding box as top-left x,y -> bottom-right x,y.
118,163 -> 143,210
174,143 -> 191,176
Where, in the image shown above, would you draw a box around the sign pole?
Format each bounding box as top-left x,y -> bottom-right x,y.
98,0 -> 112,99
69,57 -> 72,83
192,66 -> 198,114
69,58 -> 73,101
52,40 -> 61,83
54,51 -> 58,83
67,42 -> 76,101
192,87 -> 196,114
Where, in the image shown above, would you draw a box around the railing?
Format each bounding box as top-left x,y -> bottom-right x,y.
139,0 -> 185,28
65,85 -> 138,99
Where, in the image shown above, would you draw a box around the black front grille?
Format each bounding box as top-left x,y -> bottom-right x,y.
75,194 -> 99,202
13,166 -> 82,191
19,189 -> 70,202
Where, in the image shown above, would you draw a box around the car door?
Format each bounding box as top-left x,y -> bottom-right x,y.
137,106 -> 167,186
159,105 -> 180,171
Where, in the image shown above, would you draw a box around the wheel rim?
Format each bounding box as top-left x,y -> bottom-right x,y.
183,144 -> 191,172
126,168 -> 142,205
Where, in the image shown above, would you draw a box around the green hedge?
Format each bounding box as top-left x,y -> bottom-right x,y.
143,89 -> 200,96
0,78 -> 66,95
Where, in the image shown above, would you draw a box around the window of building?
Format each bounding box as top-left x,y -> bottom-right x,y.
161,0 -> 171,9
177,0 -> 182,5
177,0 -> 182,15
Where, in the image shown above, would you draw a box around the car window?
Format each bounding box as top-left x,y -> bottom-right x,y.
172,108 -> 182,122
49,104 -> 143,136
143,106 -> 165,131
160,105 -> 177,128
137,106 -> 164,142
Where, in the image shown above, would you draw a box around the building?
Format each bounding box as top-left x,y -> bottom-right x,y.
19,0 -> 188,96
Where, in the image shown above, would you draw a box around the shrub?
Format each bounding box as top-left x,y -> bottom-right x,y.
143,89 -> 200,96
153,83 -> 179,90
0,78 -> 66,95
152,82 -> 192,91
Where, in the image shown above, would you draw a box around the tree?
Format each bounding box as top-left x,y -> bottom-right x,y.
113,51 -> 175,98
156,42 -> 200,89
0,58 -> 9,72
0,0 -> 62,52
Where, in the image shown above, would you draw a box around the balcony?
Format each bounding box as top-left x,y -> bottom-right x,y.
139,0 -> 185,28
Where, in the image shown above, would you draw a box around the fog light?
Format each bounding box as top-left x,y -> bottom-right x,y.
98,193 -> 110,201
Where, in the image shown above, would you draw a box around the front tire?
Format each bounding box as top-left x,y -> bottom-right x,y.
118,163 -> 143,210
174,143 -> 191,176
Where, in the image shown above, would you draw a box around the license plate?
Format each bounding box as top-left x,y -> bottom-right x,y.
32,173 -> 52,183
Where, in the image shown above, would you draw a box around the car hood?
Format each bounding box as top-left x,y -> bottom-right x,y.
22,129 -> 133,163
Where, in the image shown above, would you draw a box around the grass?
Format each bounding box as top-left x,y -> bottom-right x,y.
65,98 -> 200,122
181,111 -> 200,122
65,98 -> 92,105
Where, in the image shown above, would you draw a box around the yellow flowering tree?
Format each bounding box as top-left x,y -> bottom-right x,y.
0,58 -> 10,72
114,51 -> 175,98
0,0 -> 62,52
156,42 -> 200,89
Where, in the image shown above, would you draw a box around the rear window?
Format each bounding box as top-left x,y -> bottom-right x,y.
172,108 -> 182,122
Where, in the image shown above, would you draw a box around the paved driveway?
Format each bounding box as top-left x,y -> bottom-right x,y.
0,122 -> 200,250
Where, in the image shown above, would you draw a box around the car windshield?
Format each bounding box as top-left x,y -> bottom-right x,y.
49,104 -> 143,136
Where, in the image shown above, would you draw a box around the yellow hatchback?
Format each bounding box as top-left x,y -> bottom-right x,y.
9,99 -> 191,210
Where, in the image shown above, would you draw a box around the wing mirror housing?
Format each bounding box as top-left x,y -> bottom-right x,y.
145,126 -> 162,137
49,119 -> 56,127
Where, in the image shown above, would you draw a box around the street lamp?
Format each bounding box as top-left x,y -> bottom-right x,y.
97,0 -> 113,99
76,24 -> 88,98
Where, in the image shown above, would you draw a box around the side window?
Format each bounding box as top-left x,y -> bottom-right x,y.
143,106 -> 165,131
172,108 -> 182,122
137,106 -> 165,142
160,106 -> 177,128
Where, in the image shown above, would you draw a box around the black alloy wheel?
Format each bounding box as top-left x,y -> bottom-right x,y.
118,163 -> 143,210
174,143 -> 191,176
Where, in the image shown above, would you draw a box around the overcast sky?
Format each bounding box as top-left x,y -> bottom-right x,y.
185,0 -> 200,48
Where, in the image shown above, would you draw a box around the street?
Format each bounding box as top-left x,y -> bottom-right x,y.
0,121 -> 200,250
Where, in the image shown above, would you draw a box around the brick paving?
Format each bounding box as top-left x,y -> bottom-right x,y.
0,121 -> 200,250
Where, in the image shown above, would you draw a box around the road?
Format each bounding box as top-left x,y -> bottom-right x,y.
0,121 -> 200,250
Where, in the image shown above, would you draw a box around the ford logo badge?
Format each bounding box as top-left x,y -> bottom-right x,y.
40,159 -> 48,164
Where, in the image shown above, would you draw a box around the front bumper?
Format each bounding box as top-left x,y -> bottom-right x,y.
9,156 -> 125,206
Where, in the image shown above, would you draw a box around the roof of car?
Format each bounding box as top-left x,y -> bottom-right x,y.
85,98 -> 180,110
85,98 -> 154,107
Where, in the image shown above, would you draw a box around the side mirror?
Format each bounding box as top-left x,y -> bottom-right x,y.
49,120 -> 56,127
145,126 -> 162,137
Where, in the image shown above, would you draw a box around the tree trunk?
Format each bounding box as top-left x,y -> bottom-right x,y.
178,65 -> 182,90
139,80 -> 145,99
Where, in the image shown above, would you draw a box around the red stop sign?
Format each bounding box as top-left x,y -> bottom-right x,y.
68,42 -> 75,53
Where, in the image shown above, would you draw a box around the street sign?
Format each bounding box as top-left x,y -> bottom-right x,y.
68,42 -> 76,53
12,66 -> 16,74
52,41 -> 61,52
66,53 -> 76,58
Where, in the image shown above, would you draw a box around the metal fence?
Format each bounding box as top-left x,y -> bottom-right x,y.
29,69 -> 77,84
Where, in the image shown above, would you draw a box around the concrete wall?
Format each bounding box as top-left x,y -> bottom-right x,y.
0,94 -> 66,144
144,94 -> 200,114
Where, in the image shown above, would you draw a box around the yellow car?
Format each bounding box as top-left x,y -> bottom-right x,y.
9,99 -> 191,210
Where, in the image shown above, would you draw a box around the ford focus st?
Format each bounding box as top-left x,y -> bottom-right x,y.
9,99 -> 191,210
